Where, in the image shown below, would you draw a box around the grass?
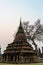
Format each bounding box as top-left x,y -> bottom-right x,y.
0,63 -> 43,65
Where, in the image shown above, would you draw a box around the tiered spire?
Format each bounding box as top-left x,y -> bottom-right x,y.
16,18 -> 24,34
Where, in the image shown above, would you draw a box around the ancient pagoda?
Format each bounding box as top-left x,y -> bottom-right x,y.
2,19 -> 39,63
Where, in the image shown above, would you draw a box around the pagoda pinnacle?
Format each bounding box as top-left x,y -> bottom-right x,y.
20,17 -> 22,26
19,17 -> 22,29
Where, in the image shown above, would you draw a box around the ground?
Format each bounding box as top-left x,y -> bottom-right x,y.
0,63 -> 43,65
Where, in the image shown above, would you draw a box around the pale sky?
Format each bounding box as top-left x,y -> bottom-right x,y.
0,0 -> 43,53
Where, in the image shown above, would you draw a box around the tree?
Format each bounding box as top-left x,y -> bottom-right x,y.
23,19 -> 43,51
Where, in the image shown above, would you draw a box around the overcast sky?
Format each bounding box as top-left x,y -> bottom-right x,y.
0,0 -> 43,53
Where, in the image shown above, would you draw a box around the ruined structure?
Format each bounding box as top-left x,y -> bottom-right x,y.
0,45 -> 2,62
2,20 -> 39,63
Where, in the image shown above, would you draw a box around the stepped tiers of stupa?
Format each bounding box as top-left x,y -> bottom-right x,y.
2,19 -> 39,63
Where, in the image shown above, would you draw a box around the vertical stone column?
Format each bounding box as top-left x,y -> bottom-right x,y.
18,55 -> 19,62
15,55 -> 18,63
17,55 -> 18,62
8,55 -> 11,61
6,55 -> 8,62
13,56 -> 15,62
2,56 -> 5,62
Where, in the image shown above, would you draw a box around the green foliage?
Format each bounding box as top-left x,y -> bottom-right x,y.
0,63 -> 43,65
